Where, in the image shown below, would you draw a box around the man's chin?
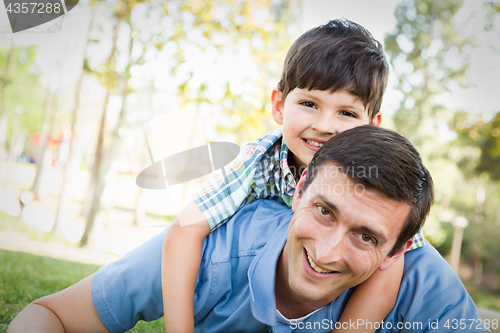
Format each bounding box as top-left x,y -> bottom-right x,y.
289,278 -> 342,304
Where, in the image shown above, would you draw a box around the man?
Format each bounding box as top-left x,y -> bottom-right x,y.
9,126 -> 489,332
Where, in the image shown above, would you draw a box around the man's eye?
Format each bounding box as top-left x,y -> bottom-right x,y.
339,110 -> 357,118
358,233 -> 374,244
300,101 -> 317,109
317,205 -> 330,217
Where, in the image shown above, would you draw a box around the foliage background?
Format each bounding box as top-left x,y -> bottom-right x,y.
0,0 -> 499,324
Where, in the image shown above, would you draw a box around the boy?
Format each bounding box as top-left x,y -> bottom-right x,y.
162,19 -> 425,332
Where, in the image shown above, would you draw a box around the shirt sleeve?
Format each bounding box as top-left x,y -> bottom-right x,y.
193,130 -> 282,231
383,241 -> 491,333
92,229 -> 166,333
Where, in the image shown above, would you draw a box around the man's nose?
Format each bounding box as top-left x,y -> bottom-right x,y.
314,231 -> 344,265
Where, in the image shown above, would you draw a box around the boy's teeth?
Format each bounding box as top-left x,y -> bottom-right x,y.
306,139 -> 324,148
306,252 -> 334,274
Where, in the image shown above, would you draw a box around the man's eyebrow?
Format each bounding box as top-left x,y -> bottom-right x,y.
358,226 -> 387,244
317,194 -> 339,216
317,194 -> 387,244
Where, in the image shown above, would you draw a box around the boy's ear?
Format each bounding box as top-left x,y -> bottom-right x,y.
271,88 -> 284,125
378,238 -> 412,271
291,168 -> 308,212
371,112 -> 382,126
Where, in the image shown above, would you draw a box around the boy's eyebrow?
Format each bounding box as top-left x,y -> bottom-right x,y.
316,194 -> 387,244
295,91 -> 365,111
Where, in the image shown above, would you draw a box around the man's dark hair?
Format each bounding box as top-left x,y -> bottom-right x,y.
301,126 -> 434,256
278,19 -> 389,121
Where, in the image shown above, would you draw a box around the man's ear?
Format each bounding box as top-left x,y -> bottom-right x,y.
378,238 -> 413,271
271,88 -> 284,125
291,168 -> 308,212
370,112 -> 382,127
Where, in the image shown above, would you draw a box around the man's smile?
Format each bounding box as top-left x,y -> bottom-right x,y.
304,249 -> 338,275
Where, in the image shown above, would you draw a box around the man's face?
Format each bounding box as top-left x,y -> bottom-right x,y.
284,164 -> 411,303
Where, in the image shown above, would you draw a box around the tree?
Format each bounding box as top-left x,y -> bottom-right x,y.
385,0 -> 500,283
76,0 -> 299,247
0,41 -> 15,151
0,45 -> 45,155
385,0 -> 472,245
53,10 -> 95,233
79,0 -> 131,247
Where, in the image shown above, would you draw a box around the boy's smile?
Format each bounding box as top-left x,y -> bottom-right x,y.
271,87 -> 381,172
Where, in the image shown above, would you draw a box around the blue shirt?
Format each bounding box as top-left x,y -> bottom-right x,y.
92,200 -> 489,332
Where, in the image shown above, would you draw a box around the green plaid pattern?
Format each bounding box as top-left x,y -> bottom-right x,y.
193,128 -> 296,231
409,229 -> 425,250
192,127 -> 425,250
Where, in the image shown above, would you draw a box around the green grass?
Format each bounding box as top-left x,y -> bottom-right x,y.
1,249 -> 498,332
0,249 -> 165,332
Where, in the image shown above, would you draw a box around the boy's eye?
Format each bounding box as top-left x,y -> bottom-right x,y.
339,110 -> 357,118
300,101 -> 317,109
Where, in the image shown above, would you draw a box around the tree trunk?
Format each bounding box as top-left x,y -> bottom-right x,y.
80,88 -> 130,247
53,72 -> 85,232
0,44 -> 16,148
31,89 -> 58,200
472,241 -> 483,285
81,13 -> 122,219
81,88 -> 109,217
79,6 -> 126,247
53,15 -> 94,233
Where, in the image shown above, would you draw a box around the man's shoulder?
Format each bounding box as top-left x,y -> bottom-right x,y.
226,200 -> 292,235
403,240 -> 456,279
401,241 -> 466,295
387,241 -> 485,331
207,200 -> 292,254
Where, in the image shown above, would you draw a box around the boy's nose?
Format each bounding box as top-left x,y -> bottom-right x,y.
312,115 -> 337,135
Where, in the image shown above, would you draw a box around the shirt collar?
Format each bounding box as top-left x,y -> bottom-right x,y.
276,136 -> 297,199
247,213 -> 291,327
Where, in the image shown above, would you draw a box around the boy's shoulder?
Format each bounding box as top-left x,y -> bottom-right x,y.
245,127 -> 283,153
237,128 -> 284,166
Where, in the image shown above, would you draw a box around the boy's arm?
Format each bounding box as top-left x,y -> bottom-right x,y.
334,257 -> 404,332
162,199 -> 211,333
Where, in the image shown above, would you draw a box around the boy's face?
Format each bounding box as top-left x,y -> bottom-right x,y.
272,88 -> 382,169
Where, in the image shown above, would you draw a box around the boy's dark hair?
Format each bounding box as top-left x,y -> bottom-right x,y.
301,126 -> 434,256
278,19 -> 389,120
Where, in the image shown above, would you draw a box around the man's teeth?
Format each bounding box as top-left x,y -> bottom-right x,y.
306,139 -> 324,148
306,252 -> 334,274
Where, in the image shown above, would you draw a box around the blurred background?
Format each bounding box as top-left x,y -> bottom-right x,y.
0,0 -> 499,319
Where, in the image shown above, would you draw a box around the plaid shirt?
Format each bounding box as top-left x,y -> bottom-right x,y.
192,128 -> 425,250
